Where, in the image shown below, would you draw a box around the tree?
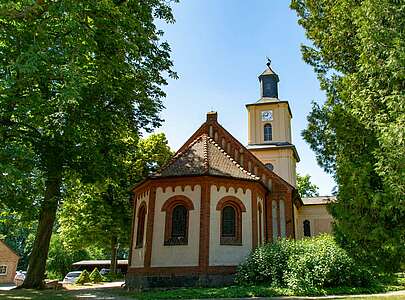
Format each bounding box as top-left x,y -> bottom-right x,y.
291,0 -> 405,271
58,133 -> 172,273
297,173 -> 319,198
1,0 -> 177,288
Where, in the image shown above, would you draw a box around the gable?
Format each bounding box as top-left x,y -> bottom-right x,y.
155,134 -> 259,181
173,112 -> 296,194
0,240 -> 19,259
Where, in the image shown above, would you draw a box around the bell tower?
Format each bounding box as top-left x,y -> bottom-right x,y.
246,60 -> 299,186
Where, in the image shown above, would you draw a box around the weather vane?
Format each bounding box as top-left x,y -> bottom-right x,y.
266,56 -> 271,68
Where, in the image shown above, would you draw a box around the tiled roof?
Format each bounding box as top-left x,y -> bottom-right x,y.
155,134 -> 259,181
302,196 -> 336,205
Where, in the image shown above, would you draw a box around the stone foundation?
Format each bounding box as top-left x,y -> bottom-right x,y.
126,272 -> 235,290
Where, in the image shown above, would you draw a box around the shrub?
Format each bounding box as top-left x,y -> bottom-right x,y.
236,234 -> 372,291
76,269 -> 91,285
90,268 -> 104,283
235,238 -> 296,286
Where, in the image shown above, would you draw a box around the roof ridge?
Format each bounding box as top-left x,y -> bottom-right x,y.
205,135 -> 259,180
202,134 -> 209,174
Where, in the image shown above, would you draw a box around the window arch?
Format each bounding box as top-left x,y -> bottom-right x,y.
162,196 -> 194,246
264,124 -> 272,142
135,203 -> 147,248
216,196 -> 246,245
303,220 -> 311,237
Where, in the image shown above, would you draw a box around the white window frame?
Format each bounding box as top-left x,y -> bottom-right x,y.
0,265 -> 7,275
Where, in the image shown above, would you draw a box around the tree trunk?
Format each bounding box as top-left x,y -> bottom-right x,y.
110,236 -> 118,274
22,174 -> 61,289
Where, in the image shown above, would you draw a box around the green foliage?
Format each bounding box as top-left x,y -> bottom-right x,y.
297,173 -> 320,197
76,270 -> 91,285
89,268 -> 104,283
0,0 -> 177,286
236,235 -> 372,292
57,133 -> 172,256
45,234 -> 105,280
290,0 -> 405,271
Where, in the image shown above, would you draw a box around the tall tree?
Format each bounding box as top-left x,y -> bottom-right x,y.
291,0 -> 405,271
58,133 -> 172,273
0,0 -> 177,288
297,173 -> 319,198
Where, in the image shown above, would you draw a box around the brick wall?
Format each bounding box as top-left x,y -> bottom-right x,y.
0,241 -> 19,284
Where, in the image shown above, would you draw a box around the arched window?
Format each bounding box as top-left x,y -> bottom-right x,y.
264,124 -> 272,141
135,204 -> 147,248
162,196 -> 194,246
172,205 -> 187,238
222,206 -> 236,237
303,220 -> 311,237
217,196 -> 246,245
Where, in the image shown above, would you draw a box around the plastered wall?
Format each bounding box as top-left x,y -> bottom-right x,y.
151,185 -> 201,267
296,204 -> 333,239
247,102 -> 292,144
209,186 -> 252,266
250,148 -> 296,187
131,191 -> 149,267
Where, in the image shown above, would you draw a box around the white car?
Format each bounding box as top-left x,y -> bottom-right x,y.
100,268 -> 110,276
63,271 -> 82,284
14,270 -> 26,286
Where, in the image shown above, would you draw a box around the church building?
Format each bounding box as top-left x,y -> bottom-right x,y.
126,62 -> 334,289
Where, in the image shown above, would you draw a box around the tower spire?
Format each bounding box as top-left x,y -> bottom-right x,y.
259,58 -> 279,99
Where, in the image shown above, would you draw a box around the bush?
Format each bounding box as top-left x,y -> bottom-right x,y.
236,235 -> 373,291
76,269 -> 91,285
90,268 -> 104,283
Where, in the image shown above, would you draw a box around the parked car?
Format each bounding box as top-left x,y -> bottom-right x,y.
14,270 -> 26,286
100,268 -> 110,276
63,271 -> 82,284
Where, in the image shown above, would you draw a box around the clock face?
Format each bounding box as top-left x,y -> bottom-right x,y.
261,110 -> 273,121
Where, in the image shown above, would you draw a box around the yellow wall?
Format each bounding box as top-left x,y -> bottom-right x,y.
209,186 -> 252,266
151,185 -> 201,267
247,102 -> 292,145
250,148 -> 296,186
296,204 -> 333,239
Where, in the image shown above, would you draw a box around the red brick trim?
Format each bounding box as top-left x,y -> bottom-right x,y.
216,196 -> 246,212
267,194 -> 273,241
277,196 -> 281,238
251,190 -> 258,248
199,183 -> 210,272
144,187 -> 156,268
161,195 -> 195,212
161,196 -> 194,246
128,194 -> 138,267
258,202 -> 263,246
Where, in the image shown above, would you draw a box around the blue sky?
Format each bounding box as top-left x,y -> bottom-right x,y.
153,1 -> 335,195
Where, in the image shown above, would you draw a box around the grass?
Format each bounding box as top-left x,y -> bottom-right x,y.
126,284 -> 405,300
0,275 -> 403,300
